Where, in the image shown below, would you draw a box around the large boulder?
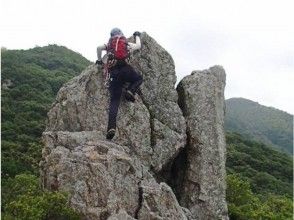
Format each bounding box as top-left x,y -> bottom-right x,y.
41,33 -> 187,219
45,32 -> 186,171
176,66 -> 229,220
40,131 -> 187,219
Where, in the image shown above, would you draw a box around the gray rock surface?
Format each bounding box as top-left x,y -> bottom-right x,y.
45,33 -> 186,171
41,33 -> 228,219
138,181 -> 187,220
108,209 -> 136,220
176,66 -> 229,220
130,33 -> 187,171
40,131 -> 186,219
41,33 -> 187,219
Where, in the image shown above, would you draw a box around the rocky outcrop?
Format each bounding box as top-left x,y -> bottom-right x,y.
45,32 -> 186,172
40,33 -> 228,219
176,66 -> 228,219
41,131 -> 187,219
130,35 -> 187,171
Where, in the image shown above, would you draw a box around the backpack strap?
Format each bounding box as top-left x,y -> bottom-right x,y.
115,36 -> 121,52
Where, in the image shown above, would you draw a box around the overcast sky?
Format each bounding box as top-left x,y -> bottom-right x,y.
1,0 -> 293,114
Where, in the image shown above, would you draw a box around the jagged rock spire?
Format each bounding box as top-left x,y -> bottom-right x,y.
40,33 -> 228,219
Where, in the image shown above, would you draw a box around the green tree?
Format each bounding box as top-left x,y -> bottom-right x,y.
226,174 -> 293,219
226,174 -> 260,219
2,174 -> 80,220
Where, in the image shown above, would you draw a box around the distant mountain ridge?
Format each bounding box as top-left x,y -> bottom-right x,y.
225,98 -> 293,154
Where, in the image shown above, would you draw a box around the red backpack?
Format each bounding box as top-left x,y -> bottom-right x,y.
107,36 -> 129,60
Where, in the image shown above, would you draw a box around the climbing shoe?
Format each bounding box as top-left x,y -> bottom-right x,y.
106,128 -> 116,140
125,90 -> 135,102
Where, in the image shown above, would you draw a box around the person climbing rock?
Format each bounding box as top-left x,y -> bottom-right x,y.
96,28 -> 143,140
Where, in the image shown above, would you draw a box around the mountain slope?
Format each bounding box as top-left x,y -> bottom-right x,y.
1,45 -> 91,178
226,132 -> 293,198
225,98 -> 293,154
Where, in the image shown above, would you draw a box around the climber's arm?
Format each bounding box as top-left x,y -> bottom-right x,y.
96,44 -> 107,61
128,36 -> 141,52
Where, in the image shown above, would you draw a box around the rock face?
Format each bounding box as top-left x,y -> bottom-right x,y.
176,66 -> 229,220
45,32 -> 186,172
41,131 -> 187,219
41,33 -> 228,219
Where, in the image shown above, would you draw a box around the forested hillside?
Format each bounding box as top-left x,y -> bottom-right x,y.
1,45 -> 91,178
226,132 -> 293,219
226,132 -> 292,197
1,45 -> 91,219
225,98 -> 293,154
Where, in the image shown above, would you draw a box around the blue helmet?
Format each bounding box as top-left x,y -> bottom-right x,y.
110,28 -> 124,37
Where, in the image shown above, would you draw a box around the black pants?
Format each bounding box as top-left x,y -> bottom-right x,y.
107,63 -> 143,131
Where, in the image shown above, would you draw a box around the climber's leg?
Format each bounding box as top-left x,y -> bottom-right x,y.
107,68 -> 123,140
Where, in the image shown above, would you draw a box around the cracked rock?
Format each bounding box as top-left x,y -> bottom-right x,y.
45,33 -> 186,172
41,34 -> 228,219
40,131 -> 187,219
176,66 -> 229,220
41,33 -> 187,219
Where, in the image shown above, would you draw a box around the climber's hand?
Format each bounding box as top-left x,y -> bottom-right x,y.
96,60 -> 103,66
133,31 -> 141,38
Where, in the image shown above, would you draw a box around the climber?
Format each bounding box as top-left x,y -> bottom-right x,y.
96,28 -> 143,140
